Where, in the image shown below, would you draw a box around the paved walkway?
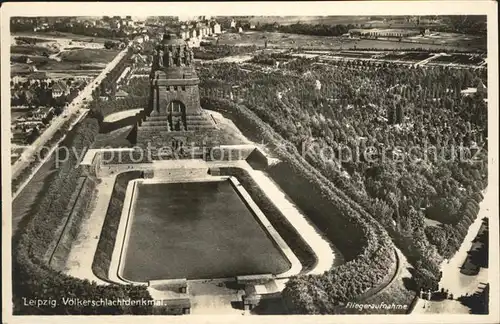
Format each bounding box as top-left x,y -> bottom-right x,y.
63,176 -> 115,285
188,280 -> 246,315
413,188 -> 494,314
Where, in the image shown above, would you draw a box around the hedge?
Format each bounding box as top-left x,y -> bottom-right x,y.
92,171 -> 143,281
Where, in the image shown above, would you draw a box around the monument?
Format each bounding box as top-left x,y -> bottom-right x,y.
137,33 -> 215,154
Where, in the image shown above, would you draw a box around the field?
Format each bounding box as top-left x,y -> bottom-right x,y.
10,32 -> 117,75
217,31 -> 485,51
11,111 -> 29,121
36,48 -> 119,71
12,31 -> 114,44
59,48 -> 119,63
11,44 -> 59,56
432,54 -> 485,65
121,180 -> 290,282
407,32 -> 486,50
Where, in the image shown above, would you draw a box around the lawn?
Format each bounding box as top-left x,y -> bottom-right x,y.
121,180 -> 290,281
11,44 -> 59,56
59,48 -> 120,64
38,49 -> 120,71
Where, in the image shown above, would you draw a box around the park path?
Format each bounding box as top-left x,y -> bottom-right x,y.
63,176 -> 115,285
414,188 -> 494,313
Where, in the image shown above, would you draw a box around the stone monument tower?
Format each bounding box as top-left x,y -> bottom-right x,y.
137,33 -> 215,150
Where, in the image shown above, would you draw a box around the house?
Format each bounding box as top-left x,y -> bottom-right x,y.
52,82 -> 69,98
189,28 -> 198,39
212,22 -> 221,34
32,107 -> 55,120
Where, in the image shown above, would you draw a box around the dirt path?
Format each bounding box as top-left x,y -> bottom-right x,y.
63,176 -> 115,285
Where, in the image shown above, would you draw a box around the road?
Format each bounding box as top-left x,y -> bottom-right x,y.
414,187 -> 494,313
11,46 -> 130,180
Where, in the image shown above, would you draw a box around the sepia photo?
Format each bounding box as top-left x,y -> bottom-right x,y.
1,2 -> 498,324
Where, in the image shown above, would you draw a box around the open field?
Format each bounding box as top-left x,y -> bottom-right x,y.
121,180 -> 291,281
59,48 -> 120,63
217,31 -> 485,52
11,44 -> 59,56
36,48 -> 120,71
432,54 -> 485,65
12,31 -> 114,44
11,111 -> 30,121
407,32 -> 485,49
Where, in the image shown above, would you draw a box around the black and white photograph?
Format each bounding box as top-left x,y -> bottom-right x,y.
1,2 -> 498,323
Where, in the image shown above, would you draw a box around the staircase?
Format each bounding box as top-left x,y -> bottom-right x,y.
139,111 -> 215,132
141,115 -> 171,131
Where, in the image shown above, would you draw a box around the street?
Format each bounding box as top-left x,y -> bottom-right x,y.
11,46 -> 130,180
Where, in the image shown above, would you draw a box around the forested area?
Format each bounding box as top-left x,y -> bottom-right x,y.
13,117 -> 152,315
198,58 -> 488,307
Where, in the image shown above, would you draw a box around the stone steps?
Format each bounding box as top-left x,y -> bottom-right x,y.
153,167 -> 209,180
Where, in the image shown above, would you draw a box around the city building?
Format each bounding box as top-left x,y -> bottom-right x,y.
52,82 -> 70,98
348,28 -> 421,38
32,107 -> 55,120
